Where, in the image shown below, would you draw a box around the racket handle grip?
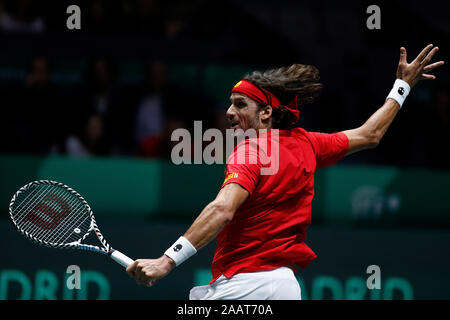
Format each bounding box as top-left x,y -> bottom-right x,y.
110,249 -> 134,268
111,249 -> 157,287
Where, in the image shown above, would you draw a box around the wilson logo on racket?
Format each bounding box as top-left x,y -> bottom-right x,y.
23,192 -> 70,230
9,180 -> 156,287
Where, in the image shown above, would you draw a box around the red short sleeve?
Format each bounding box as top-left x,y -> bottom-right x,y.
221,140 -> 262,196
308,131 -> 349,169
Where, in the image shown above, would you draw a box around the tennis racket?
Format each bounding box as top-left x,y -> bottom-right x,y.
9,180 -> 155,286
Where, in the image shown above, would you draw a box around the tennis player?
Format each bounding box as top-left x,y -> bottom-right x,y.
127,44 -> 444,299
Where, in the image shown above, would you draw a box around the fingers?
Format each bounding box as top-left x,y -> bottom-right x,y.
421,73 -> 436,80
399,47 -> 407,64
137,270 -> 156,286
421,46 -> 440,65
414,44 -> 434,64
136,269 -> 151,285
127,259 -> 157,286
126,260 -> 138,276
423,60 -> 445,72
132,260 -> 148,284
421,54 -> 444,81
126,260 -> 143,282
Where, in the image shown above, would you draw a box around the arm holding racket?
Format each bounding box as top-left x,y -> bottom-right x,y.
126,183 -> 249,286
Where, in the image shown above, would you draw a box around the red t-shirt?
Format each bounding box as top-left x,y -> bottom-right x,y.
210,128 -> 349,283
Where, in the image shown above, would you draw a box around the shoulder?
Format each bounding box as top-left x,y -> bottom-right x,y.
289,127 -> 312,140
289,127 -> 317,153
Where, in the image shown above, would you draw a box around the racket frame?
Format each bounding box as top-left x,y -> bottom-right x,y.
9,180 -> 150,282
10,180 -> 112,256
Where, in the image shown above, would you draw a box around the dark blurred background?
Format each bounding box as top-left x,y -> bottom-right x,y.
0,0 -> 449,300
0,0 -> 448,167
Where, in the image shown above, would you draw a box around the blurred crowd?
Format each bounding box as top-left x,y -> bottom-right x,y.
1,53 -> 448,170
0,0 -> 198,36
0,0 -> 448,169
0,0 -> 298,161
0,55 -> 217,158
0,0 -> 298,44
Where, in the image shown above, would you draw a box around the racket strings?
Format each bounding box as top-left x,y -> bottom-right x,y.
14,185 -> 48,224
39,190 -> 89,244
12,184 -> 92,245
19,185 -> 69,234
19,185 -> 75,237
17,188 -> 65,238
51,210 -> 90,244
37,187 -> 91,243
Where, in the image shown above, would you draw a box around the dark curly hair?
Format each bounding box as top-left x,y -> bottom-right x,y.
243,64 -> 323,129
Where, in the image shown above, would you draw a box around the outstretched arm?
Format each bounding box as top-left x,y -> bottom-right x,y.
343,44 -> 444,156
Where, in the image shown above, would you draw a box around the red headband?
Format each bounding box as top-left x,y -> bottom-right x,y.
231,80 -> 300,122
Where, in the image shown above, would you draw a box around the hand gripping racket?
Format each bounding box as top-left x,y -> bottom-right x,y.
9,180 -> 155,286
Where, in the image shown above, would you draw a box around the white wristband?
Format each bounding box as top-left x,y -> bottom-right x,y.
164,236 -> 197,267
386,79 -> 411,109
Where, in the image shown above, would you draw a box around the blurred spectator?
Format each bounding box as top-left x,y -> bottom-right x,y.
135,60 -> 182,157
138,118 -> 186,158
0,0 -> 45,33
134,59 -> 214,158
82,56 -> 117,116
65,114 -> 108,157
135,60 -> 168,143
7,56 -> 63,154
76,56 -> 128,155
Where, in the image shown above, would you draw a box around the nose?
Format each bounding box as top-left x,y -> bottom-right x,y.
226,105 -> 236,120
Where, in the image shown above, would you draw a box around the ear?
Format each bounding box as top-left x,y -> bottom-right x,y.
260,105 -> 272,121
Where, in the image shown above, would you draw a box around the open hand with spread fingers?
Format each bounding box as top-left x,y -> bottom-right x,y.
397,44 -> 444,88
